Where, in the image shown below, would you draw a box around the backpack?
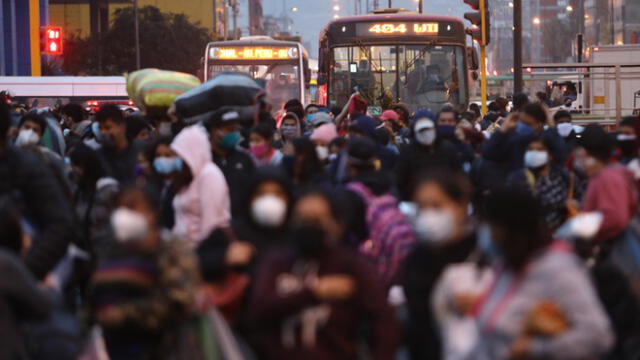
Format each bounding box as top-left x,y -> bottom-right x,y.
346,182 -> 416,286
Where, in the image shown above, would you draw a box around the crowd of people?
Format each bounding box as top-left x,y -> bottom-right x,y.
1,83 -> 640,360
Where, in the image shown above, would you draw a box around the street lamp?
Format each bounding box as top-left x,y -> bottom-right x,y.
291,7 -> 298,12
533,17 -> 541,25
566,5 -> 573,12
333,5 -> 340,11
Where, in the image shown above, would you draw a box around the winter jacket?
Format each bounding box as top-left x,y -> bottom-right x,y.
394,140 -> 462,200
472,243 -> 613,360
583,164 -> 638,242
0,147 -> 75,279
249,246 -> 398,360
402,234 -> 477,360
0,249 -> 52,360
98,141 -> 142,186
73,177 -> 119,258
213,148 -> 255,217
171,125 -> 231,248
482,128 -> 568,172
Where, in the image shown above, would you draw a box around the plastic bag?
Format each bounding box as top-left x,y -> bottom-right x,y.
127,69 -> 200,111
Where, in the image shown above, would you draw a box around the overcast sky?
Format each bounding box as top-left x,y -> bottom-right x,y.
238,0 -> 470,57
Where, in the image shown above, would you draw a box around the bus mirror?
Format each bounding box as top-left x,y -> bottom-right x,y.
467,46 -> 479,70
317,74 -> 328,86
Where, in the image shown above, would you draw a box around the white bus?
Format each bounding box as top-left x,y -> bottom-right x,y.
204,36 -> 311,110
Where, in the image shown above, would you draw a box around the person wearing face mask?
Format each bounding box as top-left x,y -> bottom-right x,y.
615,116 -> 639,165
482,103 -> 567,173
576,125 -> 638,244
310,119 -> 338,164
171,125 -> 231,248
401,171 -> 477,360
437,107 -> 475,171
143,137 -> 179,231
394,109 -> 462,200
125,112 -> 153,144
277,112 -> 302,156
281,137 -> 331,193
343,137 -> 416,288
471,186 -> 612,360
68,143 -> 119,259
508,137 -> 570,231
248,122 -> 283,167
95,104 -> 142,186
204,108 -> 255,217
553,110 -> 579,151
249,190 -> 398,360
88,188 -> 200,360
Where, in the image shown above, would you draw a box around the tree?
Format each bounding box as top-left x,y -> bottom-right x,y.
542,17 -> 573,63
63,6 -> 211,76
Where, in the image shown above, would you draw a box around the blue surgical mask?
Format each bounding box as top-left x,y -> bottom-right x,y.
516,122 -> 534,136
306,114 -> 315,124
153,157 -> 183,175
91,122 -> 100,138
219,131 -> 241,150
281,125 -> 297,139
477,224 -> 501,260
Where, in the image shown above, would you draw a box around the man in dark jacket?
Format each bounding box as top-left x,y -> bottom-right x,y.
205,108 -> 255,216
95,104 -> 141,185
0,100 -> 75,280
249,190 -> 398,360
482,102 -> 567,172
394,109 -> 462,200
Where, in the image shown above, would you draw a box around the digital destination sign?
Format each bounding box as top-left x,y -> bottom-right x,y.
354,21 -> 453,37
209,46 -> 299,60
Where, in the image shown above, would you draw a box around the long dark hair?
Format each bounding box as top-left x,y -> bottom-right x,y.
69,143 -> 108,192
292,137 -> 324,184
484,185 -> 552,272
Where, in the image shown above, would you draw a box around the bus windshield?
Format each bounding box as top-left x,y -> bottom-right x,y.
208,63 -> 301,111
330,45 -> 466,112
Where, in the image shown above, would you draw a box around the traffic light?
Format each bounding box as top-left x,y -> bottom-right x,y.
463,0 -> 490,45
40,27 -> 63,55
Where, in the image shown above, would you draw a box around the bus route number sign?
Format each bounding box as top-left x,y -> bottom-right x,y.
367,22 -> 439,35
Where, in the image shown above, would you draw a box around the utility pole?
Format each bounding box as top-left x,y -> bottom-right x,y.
418,0 -> 423,13
134,0 -> 141,70
213,0 -> 218,40
388,0 -> 392,8
513,0 -> 523,94
479,0 -> 487,115
231,0 -> 238,39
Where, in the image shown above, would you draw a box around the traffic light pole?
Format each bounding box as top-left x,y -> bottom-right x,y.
29,0 -> 41,76
513,0 -> 523,94
479,0 -> 487,115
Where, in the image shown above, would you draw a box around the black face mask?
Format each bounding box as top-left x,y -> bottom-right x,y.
99,133 -> 116,148
618,140 -> 638,158
291,224 -> 327,258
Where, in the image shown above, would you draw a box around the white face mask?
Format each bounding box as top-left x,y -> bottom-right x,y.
15,129 -> 40,147
524,150 -> 549,169
157,122 -> 172,137
416,129 -> 436,146
110,207 -> 150,242
557,123 -> 573,138
316,145 -> 329,161
251,194 -> 287,228
618,134 -> 637,141
414,208 -> 456,244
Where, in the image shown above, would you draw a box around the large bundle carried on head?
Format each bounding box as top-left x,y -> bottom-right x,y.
173,72 -> 266,125
126,68 -> 201,114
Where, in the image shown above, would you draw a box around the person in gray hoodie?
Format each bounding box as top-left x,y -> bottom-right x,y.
472,186 -> 613,360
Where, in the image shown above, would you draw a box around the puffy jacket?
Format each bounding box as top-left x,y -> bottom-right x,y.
0,147 -> 75,279
171,125 -> 231,248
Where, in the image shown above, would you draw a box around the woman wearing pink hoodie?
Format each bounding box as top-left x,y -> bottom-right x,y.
171,125 -> 231,248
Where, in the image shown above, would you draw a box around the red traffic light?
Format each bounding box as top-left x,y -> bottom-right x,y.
41,26 -> 63,55
464,0 -> 480,10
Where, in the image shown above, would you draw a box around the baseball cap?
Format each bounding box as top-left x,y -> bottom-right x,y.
312,112 -> 332,127
380,110 -> 399,122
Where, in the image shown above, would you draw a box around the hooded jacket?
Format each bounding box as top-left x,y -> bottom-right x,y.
394,111 -> 462,200
171,125 -> 231,248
